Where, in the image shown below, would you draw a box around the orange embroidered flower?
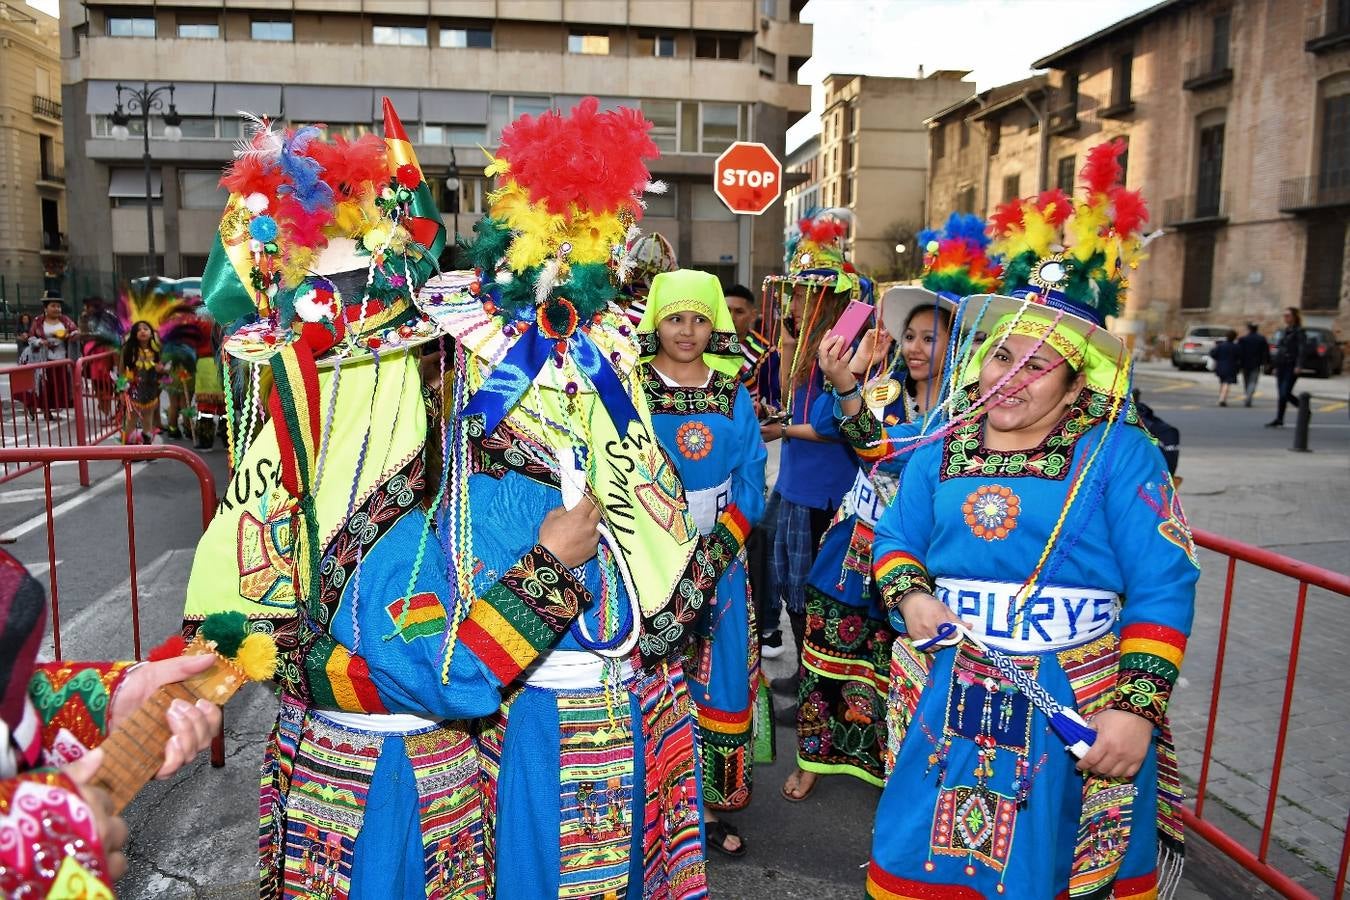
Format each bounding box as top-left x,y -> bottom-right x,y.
962,485 -> 1020,541
675,420 -> 714,461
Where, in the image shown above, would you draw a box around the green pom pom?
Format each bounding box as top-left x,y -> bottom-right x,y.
200,611 -> 248,658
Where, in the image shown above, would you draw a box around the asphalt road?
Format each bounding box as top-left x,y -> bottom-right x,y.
4,361 -> 1343,898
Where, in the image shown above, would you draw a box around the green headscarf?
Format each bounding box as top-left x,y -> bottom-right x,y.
961,309 -> 1131,397
636,268 -> 743,378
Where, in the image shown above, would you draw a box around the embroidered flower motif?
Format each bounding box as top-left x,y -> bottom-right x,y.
675,421 -> 714,461
963,485 -> 1020,541
837,614 -> 864,645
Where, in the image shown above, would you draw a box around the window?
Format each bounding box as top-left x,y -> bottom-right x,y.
35,67 -> 50,99
959,119 -> 970,148
1056,155 -> 1076,193
643,99 -> 678,152
1180,230 -> 1216,309
932,124 -> 945,159
41,199 -> 59,251
568,31 -> 610,54
758,48 -> 777,79
436,176 -> 484,215
636,99 -> 748,155
1113,51 -> 1134,105
373,24 -> 427,46
635,33 -> 676,57
180,255 -> 210,277
108,16 -> 155,38
1302,218 -> 1347,310
93,115 -> 223,139
692,184 -> 735,221
180,171 -> 228,210
1318,76 -> 1350,195
440,25 -> 492,48
1061,70 -> 1080,114
1118,138 -> 1130,184
644,184 -> 677,218
489,95 -> 553,141
1002,172 -> 1021,202
1210,12 -> 1231,71
315,123 -> 375,141
39,135 -> 56,180
842,140 -> 854,170
701,102 -> 739,154
251,19 -> 293,41
115,255 -> 165,282
177,16 -> 219,39
421,124 -> 488,146
957,186 -> 976,214
988,121 -> 1000,156
694,35 -> 740,60
1196,114 -> 1225,218
842,175 -> 855,205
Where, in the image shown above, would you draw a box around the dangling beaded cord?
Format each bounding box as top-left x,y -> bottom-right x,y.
439,345 -> 479,685
222,355 -> 237,470
342,350 -> 381,653
311,356 -> 343,493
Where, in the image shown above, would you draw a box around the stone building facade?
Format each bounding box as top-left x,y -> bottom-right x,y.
0,2 -> 65,308
60,0 -> 811,292
926,0 -> 1350,348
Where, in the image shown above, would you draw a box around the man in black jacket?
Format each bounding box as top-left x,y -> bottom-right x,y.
1237,322 -> 1270,407
1266,307 -> 1305,427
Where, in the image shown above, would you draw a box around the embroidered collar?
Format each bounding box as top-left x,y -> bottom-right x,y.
639,362 -> 739,418
940,386 -> 1137,481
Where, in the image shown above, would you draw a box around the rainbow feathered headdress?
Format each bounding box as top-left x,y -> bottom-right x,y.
201,98 -> 446,362
775,208 -> 866,296
988,139 -> 1148,325
880,212 -> 1002,334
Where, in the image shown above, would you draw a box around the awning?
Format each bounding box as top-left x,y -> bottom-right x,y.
84,80 -> 214,116
284,86 -> 373,124
108,168 -> 162,198
373,89 -> 420,121
420,90 -> 489,124
554,95 -> 632,113
214,83 -> 282,118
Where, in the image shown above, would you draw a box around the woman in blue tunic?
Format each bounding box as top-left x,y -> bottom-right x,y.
867,145 -> 1197,900
638,269 -> 767,856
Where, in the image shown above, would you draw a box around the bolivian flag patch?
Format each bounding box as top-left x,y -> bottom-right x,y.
386,592 -> 447,642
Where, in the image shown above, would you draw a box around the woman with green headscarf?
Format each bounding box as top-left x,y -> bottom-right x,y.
638,268 -> 767,857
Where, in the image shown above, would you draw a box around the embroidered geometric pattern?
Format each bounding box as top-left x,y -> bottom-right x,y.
639,364 -> 739,419
407,725 -> 487,898
1137,478 -> 1199,569
874,550 -> 933,610
28,661 -> 133,761
1111,623 -> 1186,724
838,407 -> 887,463
962,485 -> 1020,541
557,686 -> 635,898
0,770 -> 112,900
637,665 -> 707,900
941,387 -> 1139,482
931,785 -> 1017,873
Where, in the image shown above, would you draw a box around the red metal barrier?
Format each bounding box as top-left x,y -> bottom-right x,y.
73,351 -> 122,479
0,445 -> 222,763
1185,527 -> 1350,899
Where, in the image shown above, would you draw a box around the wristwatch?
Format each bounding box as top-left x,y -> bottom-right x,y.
780,422 -> 788,441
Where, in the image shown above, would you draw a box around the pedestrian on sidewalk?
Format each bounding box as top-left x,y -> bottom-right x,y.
1209,328 -> 1239,406
28,293 -> 78,418
1237,321 -> 1269,407
1267,307 -> 1306,427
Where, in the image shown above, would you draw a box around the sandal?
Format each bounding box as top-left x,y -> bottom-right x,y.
705,819 -> 746,858
781,769 -> 818,803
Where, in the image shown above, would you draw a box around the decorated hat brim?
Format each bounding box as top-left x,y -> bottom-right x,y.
880,285 -> 958,336
222,302 -> 444,367
960,293 -> 1126,359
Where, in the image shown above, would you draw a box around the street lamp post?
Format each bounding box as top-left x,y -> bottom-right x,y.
894,243 -> 907,281
110,82 -> 182,279
444,153 -> 461,268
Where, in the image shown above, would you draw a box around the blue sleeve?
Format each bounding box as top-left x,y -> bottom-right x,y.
1100,426 -> 1199,724
808,388 -> 841,439
731,385 -> 768,527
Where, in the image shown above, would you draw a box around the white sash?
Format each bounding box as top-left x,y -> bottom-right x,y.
839,468 -> 896,528
525,648 -> 635,691
934,576 -> 1119,653
685,477 -> 732,535
315,709 -> 446,734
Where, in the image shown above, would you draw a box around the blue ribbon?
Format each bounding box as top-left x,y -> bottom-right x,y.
1009,287 -> 1105,328
461,326 -> 640,437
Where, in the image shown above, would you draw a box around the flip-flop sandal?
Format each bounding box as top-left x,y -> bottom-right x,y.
780,770 -> 818,803
706,819 -> 747,858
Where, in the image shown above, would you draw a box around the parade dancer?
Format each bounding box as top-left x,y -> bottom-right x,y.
419,98 -> 748,899
783,214 -> 1000,800
866,141 -> 1197,900
637,269 -> 767,856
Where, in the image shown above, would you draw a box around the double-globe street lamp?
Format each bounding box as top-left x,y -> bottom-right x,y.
110,82 -> 183,279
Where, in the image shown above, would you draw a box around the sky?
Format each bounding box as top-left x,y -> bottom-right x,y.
786,0 -> 1159,150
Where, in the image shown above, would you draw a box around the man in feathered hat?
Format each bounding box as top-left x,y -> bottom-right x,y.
183,99 -> 600,898
417,97 -> 753,899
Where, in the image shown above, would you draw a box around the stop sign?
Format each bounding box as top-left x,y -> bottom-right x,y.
713,141 -> 782,216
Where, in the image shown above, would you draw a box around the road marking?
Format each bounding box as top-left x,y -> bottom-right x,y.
0,462 -> 147,542
39,548 -> 177,659
0,484 -> 79,504
24,559 -> 61,579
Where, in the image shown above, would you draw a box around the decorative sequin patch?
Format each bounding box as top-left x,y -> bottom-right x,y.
674,420 -> 714,461
962,485 -> 1020,541
931,785 -> 1017,873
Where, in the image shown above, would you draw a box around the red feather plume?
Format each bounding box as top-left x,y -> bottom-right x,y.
220,155 -> 286,200
148,634 -> 188,662
1109,186 -> 1149,237
275,195 -> 333,248
497,97 -> 660,220
1036,189 -> 1074,226
308,134 -> 390,200
1081,139 -> 1126,196
988,198 -> 1025,237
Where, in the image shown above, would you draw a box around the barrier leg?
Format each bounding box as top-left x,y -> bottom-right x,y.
1290,391 -> 1312,452
211,711 -> 225,768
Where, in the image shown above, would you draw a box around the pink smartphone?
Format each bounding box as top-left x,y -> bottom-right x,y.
827,300 -> 875,346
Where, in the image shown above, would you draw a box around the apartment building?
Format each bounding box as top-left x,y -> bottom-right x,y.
59,0 -> 812,290
0,1 -> 65,305
782,132 -> 819,237
926,0 -> 1350,344
815,71 -> 972,277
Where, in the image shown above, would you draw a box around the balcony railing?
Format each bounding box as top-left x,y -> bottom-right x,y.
1278,175 -> 1350,212
1162,192 -> 1229,226
41,232 -> 68,253
1047,102 -> 1080,135
37,162 -> 65,185
1305,10 -> 1350,52
31,95 -> 62,121
1182,52 -> 1233,90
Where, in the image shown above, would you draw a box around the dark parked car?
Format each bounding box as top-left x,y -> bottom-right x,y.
1265,327 -> 1345,378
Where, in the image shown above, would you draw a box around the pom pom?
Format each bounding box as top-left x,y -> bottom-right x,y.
235,632 -> 279,682
249,216 -> 279,242
147,634 -> 188,662
396,164 -> 422,189
199,610 -> 248,658
244,192 -> 270,214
